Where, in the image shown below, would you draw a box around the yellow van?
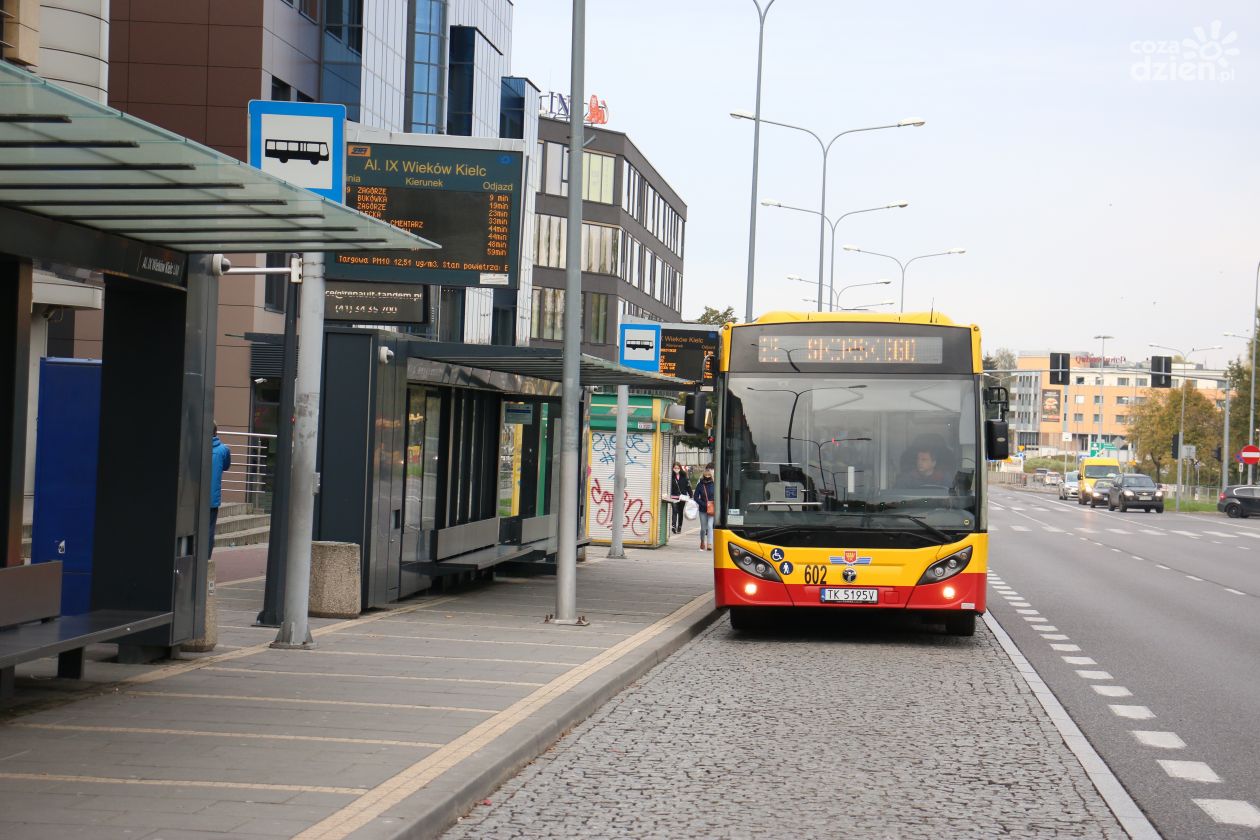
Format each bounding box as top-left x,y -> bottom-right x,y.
1077,457 -> 1121,505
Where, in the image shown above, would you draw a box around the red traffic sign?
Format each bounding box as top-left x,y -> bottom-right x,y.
1241,445 -> 1260,465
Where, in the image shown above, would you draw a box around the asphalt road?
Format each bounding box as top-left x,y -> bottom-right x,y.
987,485 -> 1260,839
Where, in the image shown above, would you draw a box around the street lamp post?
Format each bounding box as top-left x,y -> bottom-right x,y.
1250,262 -> 1259,482
1093,335 -> 1113,453
764,199 -> 907,309
740,0 -> 778,324
1150,343 -> 1223,512
734,114 -> 923,312
787,273 -> 892,312
801,297 -> 896,312
842,245 -> 965,312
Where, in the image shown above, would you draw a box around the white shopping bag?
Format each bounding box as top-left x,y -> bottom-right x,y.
683,497 -> 699,520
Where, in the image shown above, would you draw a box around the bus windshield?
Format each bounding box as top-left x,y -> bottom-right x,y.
721,375 -> 979,539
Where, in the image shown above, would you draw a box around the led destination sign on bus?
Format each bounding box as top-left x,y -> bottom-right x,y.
757,335 -> 945,365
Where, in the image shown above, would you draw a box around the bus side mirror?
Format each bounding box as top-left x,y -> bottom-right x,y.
986,419 -> 1009,461
683,393 -> 708,435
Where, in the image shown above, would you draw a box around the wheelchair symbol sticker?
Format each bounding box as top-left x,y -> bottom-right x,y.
770,548 -> 784,562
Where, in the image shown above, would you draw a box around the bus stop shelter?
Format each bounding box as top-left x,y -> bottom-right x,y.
0,60 -> 431,692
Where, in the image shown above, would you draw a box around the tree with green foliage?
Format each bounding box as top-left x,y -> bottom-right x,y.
695,305 -> 737,326
982,347 -> 1017,391
1126,383 -> 1221,485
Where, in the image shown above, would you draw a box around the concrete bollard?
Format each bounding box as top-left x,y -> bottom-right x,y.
308,541 -> 361,619
183,556 -> 217,652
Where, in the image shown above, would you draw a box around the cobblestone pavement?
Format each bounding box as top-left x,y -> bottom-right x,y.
444,614 -> 1128,840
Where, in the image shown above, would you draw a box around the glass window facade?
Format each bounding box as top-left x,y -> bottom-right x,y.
531,287 -> 564,341
622,160 -> 684,257
407,0 -> 446,133
538,142 -> 614,204
322,0 -> 365,121
535,215 -> 620,275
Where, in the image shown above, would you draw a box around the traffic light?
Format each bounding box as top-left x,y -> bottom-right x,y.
1151,355 -> 1172,388
1171,433 -> 1180,458
1049,352 -> 1070,386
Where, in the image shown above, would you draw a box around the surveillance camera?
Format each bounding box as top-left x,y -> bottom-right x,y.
211,254 -> 232,276
378,347 -> 395,365
254,378 -> 266,384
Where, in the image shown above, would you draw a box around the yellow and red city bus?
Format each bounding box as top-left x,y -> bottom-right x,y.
687,311 -> 1009,635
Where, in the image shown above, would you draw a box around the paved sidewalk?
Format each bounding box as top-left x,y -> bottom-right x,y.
0,532 -> 715,839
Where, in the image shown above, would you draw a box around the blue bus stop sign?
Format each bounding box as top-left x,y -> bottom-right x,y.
247,100 -> 346,201
619,323 -> 661,372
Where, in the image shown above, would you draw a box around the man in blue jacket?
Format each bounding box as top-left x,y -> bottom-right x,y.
210,425 -> 231,556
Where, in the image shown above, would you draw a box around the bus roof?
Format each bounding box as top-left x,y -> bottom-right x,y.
736,311 -> 968,329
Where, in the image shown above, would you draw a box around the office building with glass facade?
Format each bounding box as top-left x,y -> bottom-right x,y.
530,117 -> 687,361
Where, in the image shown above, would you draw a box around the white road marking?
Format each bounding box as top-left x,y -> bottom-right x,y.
1092,685 -> 1132,698
1171,530 -> 1200,539
1042,634 -> 1070,640
1031,507 -> 1049,512
1237,531 -> 1260,540
1022,616 -> 1045,622
1156,564 -> 1171,570
1050,643 -> 1082,652
1076,670 -> 1114,680
1131,556 -> 1143,561
1132,731 -> 1186,749
1226,588 -> 1246,596
1185,575 -> 1203,582
1109,704 -> 1155,720
1158,760 -> 1221,783
1238,546 -> 1250,551
990,504 -> 1005,510
1002,594 -> 1022,599
1194,799 -> 1260,828
1110,548 -> 1121,553
1010,601 -> 1031,607
989,525 -> 999,531
1107,528 -> 1132,535
1032,626 -> 1059,632
1202,531 -> 1237,539
1010,506 -> 1025,512
1063,656 -> 1097,665
1016,608 -> 1039,615
1010,525 -> 1031,532
1043,526 -> 1064,532
1139,529 -> 1163,536
1076,527 -> 1098,533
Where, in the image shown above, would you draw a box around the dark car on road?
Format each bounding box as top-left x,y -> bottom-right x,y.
1107,473 -> 1164,513
1087,478 -> 1114,508
1218,486 -> 1260,518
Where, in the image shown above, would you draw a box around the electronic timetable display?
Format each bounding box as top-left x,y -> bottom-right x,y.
757,335 -> 945,365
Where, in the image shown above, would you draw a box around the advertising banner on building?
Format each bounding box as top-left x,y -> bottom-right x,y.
1041,388 -> 1061,423
330,140 -> 524,289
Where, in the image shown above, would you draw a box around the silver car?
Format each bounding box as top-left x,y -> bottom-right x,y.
1058,471 -> 1079,500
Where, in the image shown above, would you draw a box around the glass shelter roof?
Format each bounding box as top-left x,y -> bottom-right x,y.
0,61 -> 437,255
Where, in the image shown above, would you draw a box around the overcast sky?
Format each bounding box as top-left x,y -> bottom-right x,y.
511,1 -> 1258,371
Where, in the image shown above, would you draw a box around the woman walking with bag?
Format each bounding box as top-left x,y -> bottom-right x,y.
694,464 -> 716,551
669,462 -> 691,534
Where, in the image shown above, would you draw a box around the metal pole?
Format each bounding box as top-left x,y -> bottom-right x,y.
898,261 -> 907,312
1097,337 -> 1106,450
1176,378 -> 1187,513
553,0 -> 585,625
827,219 -> 838,308
816,154 -> 827,312
608,384 -> 628,559
1223,388 -> 1231,495
743,0 -> 775,323
273,252 -> 325,648
1250,262 -> 1258,484
257,257 -> 300,627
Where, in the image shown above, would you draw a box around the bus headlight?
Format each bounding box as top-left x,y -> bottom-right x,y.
728,543 -> 781,582
917,546 -> 973,586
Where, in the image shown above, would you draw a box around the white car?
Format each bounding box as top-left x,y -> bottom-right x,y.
1058,471 -> 1079,500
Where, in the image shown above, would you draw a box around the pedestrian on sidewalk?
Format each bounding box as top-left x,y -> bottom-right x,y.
694,463 -> 716,550
669,461 -> 691,534
210,425 -> 231,556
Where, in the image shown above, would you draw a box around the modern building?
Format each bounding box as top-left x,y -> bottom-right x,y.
529,115 -> 687,361
1008,351 -> 1226,456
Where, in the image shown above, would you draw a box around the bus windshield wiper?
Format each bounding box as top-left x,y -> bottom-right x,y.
737,517 -> 868,543
866,512 -> 952,543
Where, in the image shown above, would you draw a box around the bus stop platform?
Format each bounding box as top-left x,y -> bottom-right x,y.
0,536 -> 716,839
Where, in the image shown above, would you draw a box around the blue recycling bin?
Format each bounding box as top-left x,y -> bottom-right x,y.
31,358 -> 102,616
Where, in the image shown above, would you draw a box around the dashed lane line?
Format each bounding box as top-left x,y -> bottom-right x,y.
1158,760 -> 1222,784
1132,731 -> 1186,749
1109,705 -> 1156,720
1050,643 -> 1081,651
1170,530 -> 1201,539
1194,799 -> 1260,828
1009,525 -> 1031,532
1092,685 -> 1133,698
1063,656 -> 1098,665
1226,588 -> 1246,595
1077,670 -> 1114,680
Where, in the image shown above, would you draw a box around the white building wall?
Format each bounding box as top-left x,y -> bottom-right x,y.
360,0 -> 409,131
36,0 -> 108,104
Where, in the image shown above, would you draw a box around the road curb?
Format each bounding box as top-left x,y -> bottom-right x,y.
983,611 -> 1161,840
370,600 -> 723,840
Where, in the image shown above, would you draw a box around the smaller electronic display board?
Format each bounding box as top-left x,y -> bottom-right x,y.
332,142 -> 524,289
324,280 -> 428,324
660,329 -> 719,387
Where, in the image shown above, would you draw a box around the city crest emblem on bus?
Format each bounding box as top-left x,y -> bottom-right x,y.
830,550 -> 871,565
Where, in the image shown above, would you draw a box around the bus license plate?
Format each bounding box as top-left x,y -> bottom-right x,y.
820,588 -> 878,604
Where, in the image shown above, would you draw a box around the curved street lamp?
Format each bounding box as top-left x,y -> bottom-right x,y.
737,0 -> 780,325
734,111 -> 924,313
842,245 -> 965,312
763,199 -> 907,309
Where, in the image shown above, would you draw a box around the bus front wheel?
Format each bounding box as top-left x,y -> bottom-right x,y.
945,613 -> 976,637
